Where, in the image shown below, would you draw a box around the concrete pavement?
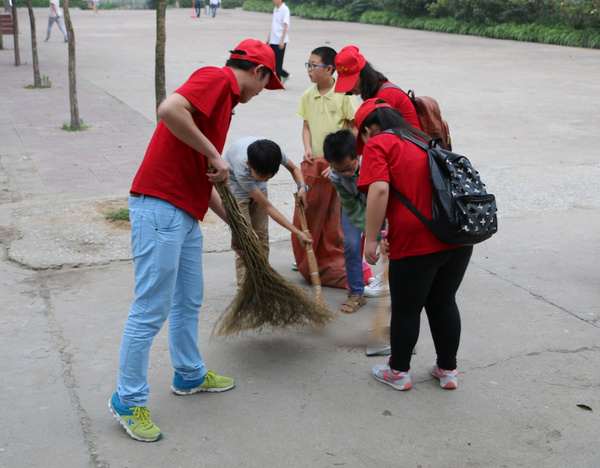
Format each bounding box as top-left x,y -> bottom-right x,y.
0,7 -> 599,467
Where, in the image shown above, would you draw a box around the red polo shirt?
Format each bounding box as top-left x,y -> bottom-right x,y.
357,132 -> 456,260
376,83 -> 421,130
131,66 -> 240,221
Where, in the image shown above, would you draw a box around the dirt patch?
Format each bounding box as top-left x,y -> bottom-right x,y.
95,200 -> 131,231
93,199 -> 224,230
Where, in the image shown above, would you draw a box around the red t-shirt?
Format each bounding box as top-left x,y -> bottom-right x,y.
131,66 -> 240,221
357,132 -> 456,260
375,83 -> 421,130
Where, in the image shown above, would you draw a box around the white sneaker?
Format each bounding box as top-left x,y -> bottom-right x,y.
367,272 -> 384,285
364,276 -> 386,298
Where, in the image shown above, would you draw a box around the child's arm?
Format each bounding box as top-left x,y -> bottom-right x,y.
157,93 -> 230,184
331,177 -> 366,233
248,188 -> 312,247
349,119 -> 358,136
364,181 -> 389,265
301,120 -> 314,163
283,160 -> 308,208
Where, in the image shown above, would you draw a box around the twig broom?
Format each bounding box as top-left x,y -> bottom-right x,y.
211,182 -> 335,337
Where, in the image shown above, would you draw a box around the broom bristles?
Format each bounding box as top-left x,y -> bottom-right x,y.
211,182 -> 336,336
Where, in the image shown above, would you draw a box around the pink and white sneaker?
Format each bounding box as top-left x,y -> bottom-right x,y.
430,363 -> 458,389
372,357 -> 412,391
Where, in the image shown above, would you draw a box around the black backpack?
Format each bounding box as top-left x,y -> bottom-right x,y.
385,130 -> 498,246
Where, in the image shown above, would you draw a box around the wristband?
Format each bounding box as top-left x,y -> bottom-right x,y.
297,184 -> 309,192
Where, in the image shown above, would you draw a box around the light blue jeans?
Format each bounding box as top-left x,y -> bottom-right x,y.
45,16 -> 68,41
117,195 -> 206,407
341,209 -> 364,295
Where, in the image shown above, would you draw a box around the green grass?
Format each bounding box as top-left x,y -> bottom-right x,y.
25,74 -> 52,89
62,122 -> 90,131
104,208 -> 130,222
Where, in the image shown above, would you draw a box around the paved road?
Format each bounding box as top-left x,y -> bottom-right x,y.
1,7 -> 599,468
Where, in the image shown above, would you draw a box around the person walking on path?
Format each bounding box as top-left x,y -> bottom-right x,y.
209,0 -> 220,17
355,99 -> 472,392
44,0 -> 68,42
267,0 -> 290,82
108,39 -> 284,442
194,0 -> 204,17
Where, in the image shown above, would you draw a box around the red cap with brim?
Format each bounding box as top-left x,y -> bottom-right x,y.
230,39 -> 285,90
334,45 -> 367,93
354,98 -> 393,155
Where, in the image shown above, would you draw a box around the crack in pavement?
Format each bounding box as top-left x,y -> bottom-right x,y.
36,272 -> 110,468
471,261 -> 598,327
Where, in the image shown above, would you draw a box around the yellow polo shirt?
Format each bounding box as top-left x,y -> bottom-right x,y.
296,83 -> 358,159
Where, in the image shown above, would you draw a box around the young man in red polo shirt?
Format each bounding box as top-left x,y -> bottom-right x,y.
108,39 -> 284,442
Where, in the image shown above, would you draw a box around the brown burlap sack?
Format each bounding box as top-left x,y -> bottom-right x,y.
292,159 -> 347,289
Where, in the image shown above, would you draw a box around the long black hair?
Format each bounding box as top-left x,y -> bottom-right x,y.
358,62 -> 388,101
358,99 -> 430,143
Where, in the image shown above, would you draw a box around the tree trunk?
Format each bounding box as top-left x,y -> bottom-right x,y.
155,0 -> 166,124
62,0 -> 81,129
26,0 -> 41,87
12,0 -> 20,65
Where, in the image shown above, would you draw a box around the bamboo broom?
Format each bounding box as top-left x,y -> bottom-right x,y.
294,193 -> 324,306
211,182 -> 335,336
367,230 -> 391,345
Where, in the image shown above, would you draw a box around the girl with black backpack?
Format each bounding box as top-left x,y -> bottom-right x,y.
355,98 -> 473,391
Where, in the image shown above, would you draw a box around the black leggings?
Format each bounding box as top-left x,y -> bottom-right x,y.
388,246 -> 472,372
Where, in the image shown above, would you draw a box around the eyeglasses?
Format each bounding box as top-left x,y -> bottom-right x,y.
305,63 -> 331,71
330,160 -> 359,175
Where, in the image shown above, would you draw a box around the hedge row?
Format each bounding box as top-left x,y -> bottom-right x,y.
243,0 -> 600,49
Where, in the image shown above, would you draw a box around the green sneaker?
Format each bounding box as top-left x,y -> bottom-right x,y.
171,370 -> 235,395
108,392 -> 162,442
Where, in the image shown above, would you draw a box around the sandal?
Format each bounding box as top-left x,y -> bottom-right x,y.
341,294 -> 366,314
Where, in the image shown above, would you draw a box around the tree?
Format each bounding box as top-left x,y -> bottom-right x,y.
62,0 -> 82,129
155,0 -> 166,123
12,0 -> 20,65
25,0 -> 41,87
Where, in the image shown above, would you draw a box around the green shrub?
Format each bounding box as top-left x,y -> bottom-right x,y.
222,0 -> 244,8
361,10 -> 391,25
383,0 -> 429,18
557,0 -> 600,29
242,0 -> 271,13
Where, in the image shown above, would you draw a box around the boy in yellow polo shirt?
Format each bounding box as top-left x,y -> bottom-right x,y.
292,46 -> 360,303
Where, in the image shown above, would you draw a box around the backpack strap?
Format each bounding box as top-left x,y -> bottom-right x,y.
378,130 -> 432,227
378,82 -> 409,99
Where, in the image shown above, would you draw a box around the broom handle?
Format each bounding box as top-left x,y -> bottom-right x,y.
294,194 -> 324,303
369,231 -> 390,342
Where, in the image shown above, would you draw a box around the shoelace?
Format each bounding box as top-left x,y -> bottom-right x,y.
204,370 -> 217,383
367,278 -> 384,289
132,407 -> 153,427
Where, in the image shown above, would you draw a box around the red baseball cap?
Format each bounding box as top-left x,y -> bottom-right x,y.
229,39 -> 284,90
334,45 -> 367,93
354,98 -> 393,154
